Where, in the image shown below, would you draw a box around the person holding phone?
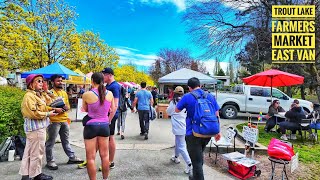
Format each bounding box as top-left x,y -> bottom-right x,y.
20,74 -> 58,180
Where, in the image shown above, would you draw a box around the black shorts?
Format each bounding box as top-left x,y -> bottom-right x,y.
109,114 -> 118,136
83,123 -> 110,139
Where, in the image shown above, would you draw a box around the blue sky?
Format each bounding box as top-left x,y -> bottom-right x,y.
66,0 -> 230,73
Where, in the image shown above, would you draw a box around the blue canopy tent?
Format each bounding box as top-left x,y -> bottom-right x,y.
21,62 -> 80,79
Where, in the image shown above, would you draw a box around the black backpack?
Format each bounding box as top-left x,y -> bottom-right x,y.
14,135 -> 26,160
118,86 -> 127,112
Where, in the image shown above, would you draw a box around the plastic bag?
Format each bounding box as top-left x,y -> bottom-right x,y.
267,138 -> 294,161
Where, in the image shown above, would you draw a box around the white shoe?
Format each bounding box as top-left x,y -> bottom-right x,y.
171,156 -> 180,164
184,165 -> 192,174
290,134 -> 297,140
280,134 -> 288,141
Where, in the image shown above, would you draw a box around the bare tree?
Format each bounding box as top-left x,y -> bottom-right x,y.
184,0 -> 320,102
149,48 -> 208,81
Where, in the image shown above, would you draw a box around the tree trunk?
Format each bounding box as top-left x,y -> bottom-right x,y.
286,86 -> 292,98
316,86 -> 320,104
300,86 -> 305,100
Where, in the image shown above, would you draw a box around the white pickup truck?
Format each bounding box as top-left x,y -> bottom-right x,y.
215,85 -> 314,119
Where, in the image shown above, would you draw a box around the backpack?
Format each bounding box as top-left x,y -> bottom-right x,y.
190,91 -> 220,138
149,106 -> 156,121
0,137 -> 14,162
119,86 -> 127,112
13,135 -> 26,160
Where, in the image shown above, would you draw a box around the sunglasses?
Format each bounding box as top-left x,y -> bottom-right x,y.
275,102 -> 280,104
36,80 -> 44,83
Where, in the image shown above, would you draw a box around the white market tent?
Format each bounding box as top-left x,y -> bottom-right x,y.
158,68 -> 217,94
158,68 -> 217,84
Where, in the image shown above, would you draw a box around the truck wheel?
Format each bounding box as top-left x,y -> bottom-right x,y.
221,105 -> 238,119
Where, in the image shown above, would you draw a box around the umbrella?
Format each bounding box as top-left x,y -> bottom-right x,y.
86,72 -> 93,78
242,69 -> 304,100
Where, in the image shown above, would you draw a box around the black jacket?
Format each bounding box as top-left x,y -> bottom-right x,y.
285,107 -> 306,124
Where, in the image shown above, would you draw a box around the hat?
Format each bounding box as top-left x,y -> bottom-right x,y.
26,74 -> 44,86
174,86 -> 184,94
101,67 -> 114,75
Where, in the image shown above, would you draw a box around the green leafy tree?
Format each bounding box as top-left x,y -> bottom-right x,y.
0,1 -> 43,74
20,0 -> 77,64
73,31 -> 119,73
114,65 -> 154,86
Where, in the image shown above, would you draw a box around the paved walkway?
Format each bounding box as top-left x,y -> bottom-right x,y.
0,110 -> 235,180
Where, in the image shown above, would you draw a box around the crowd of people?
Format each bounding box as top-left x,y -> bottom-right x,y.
19,67 -> 221,180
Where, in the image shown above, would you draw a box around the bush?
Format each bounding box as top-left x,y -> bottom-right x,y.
0,86 -> 25,143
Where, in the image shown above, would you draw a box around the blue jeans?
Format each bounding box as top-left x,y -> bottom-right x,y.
186,135 -> 210,180
175,135 -> 191,165
45,122 -> 75,162
265,116 -> 285,132
138,110 -> 150,134
279,121 -> 300,134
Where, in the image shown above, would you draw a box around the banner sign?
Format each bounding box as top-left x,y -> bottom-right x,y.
272,5 -> 316,63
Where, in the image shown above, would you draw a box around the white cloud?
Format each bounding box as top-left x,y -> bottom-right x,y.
115,47 -> 158,67
138,0 -> 186,11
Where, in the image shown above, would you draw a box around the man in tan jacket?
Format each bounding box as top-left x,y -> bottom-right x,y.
45,74 -> 83,170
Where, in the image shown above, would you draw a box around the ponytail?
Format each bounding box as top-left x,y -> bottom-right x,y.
98,83 -> 106,105
173,93 -> 182,105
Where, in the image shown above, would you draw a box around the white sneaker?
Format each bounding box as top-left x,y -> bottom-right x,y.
171,156 -> 180,164
280,134 -> 288,141
290,134 -> 297,140
184,165 -> 192,174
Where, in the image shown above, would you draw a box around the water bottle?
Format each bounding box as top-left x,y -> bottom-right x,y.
8,150 -> 15,161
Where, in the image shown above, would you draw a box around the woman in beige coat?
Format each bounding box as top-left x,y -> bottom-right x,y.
20,74 -> 59,180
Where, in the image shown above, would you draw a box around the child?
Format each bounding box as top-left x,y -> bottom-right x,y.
166,86 -> 192,174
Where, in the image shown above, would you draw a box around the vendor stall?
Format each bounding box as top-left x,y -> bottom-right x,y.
158,68 -> 217,94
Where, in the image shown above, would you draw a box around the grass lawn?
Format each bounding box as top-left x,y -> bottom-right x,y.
236,123 -> 320,163
236,123 -> 320,179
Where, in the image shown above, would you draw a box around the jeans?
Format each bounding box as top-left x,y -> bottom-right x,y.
279,121 -> 301,134
45,122 -> 75,162
138,110 -> 150,134
175,135 -> 191,165
265,116 -> 285,132
117,111 -> 127,133
186,135 -> 211,180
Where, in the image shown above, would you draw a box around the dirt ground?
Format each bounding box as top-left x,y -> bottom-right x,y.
204,152 -> 320,180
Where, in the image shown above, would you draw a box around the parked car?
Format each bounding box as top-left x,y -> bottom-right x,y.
215,85 -> 314,119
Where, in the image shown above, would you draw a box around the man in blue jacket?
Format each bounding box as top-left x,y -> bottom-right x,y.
175,77 -> 221,180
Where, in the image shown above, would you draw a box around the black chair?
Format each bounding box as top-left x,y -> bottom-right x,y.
293,119 -> 311,143
268,140 -> 293,180
269,157 -> 290,180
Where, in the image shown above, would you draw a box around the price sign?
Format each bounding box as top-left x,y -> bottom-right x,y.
243,126 -> 259,144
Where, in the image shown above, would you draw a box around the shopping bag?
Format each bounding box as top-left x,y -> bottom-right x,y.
267,138 -> 294,161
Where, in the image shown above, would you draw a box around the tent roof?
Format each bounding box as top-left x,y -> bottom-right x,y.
158,68 -> 217,84
21,62 -> 80,79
